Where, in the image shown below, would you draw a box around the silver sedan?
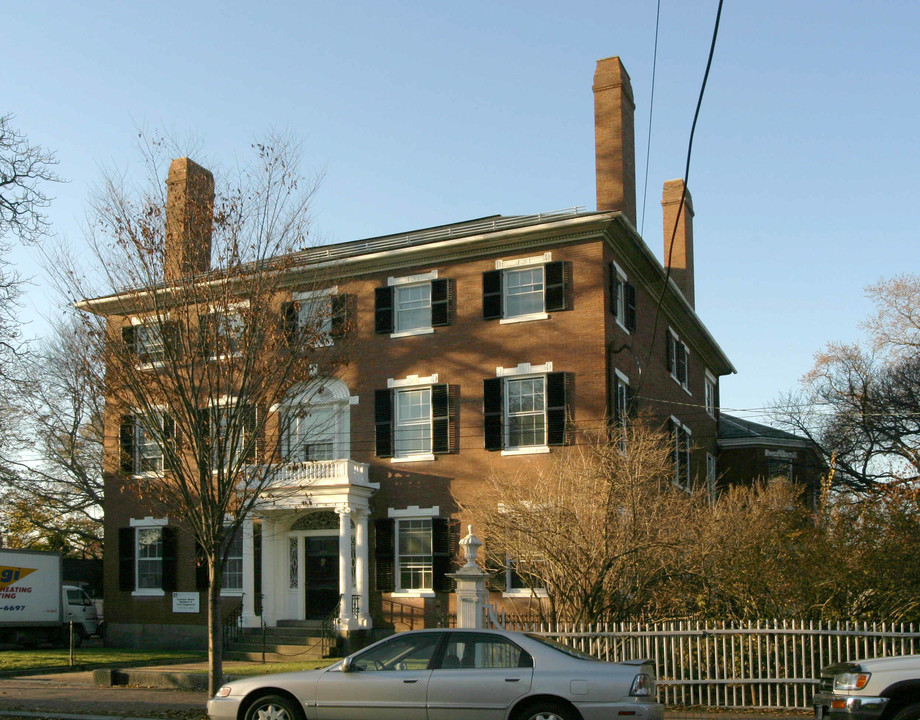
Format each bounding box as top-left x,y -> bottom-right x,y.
207,627 -> 663,720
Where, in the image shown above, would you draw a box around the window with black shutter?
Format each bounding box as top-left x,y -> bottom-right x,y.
374,287 -> 394,334
432,517 -> 454,593
374,518 -> 395,593
624,283 -> 637,331
483,378 -> 504,450
482,270 -> 503,319
118,527 -> 135,591
162,527 -> 178,593
120,415 -> 135,474
374,389 -> 393,457
330,293 -> 350,339
544,261 -> 566,312
431,384 -> 451,454
430,279 -> 450,326
545,372 -> 568,446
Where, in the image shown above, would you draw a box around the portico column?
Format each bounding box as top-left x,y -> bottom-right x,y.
336,505 -> 354,626
241,520 -> 258,627
354,509 -> 371,627
260,517 -> 276,626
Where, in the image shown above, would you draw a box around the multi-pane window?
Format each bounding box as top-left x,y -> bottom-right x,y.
613,373 -> 632,449
221,527 -> 243,591
135,324 -> 166,363
375,276 -> 449,335
670,418 -> 691,490
483,370 -> 568,452
375,383 -> 451,459
506,377 -> 545,448
395,284 -> 431,333
297,295 -> 333,343
395,388 -> 432,457
209,405 -> 255,469
704,372 -> 717,418
706,453 -> 717,501
135,417 -> 165,474
136,528 -> 163,590
397,519 -> 433,591
767,458 -> 793,482
610,262 -> 637,332
283,405 -> 336,461
482,259 -> 566,321
201,311 -> 245,358
667,330 -> 690,390
504,267 -> 544,318
505,556 -> 546,595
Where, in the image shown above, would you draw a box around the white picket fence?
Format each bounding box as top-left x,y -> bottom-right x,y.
495,618 -> 920,710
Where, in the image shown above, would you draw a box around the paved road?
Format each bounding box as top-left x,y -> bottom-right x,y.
0,670 -> 208,720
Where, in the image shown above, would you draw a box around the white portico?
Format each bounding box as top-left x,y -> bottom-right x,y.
239,378 -> 378,633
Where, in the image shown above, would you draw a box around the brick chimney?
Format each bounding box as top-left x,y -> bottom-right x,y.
593,56 -> 637,228
661,179 -> 695,308
165,157 -> 214,281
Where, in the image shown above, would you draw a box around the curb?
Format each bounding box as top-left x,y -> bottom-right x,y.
93,668 -> 214,692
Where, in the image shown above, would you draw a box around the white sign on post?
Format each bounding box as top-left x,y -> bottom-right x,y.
172,592 -> 200,613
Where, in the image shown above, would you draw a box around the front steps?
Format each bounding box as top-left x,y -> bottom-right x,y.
224,620 -> 339,662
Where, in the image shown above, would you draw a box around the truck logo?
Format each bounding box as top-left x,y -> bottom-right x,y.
0,567 -> 36,589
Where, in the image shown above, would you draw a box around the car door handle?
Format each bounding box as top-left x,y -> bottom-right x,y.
404,679 -> 419,683
505,678 -> 521,682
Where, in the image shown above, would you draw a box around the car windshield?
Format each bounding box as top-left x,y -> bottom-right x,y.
526,634 -> 600,661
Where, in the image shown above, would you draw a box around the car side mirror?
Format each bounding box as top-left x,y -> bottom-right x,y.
340,656 -> 354,673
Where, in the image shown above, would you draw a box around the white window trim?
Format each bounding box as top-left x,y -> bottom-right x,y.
387,375 -> 438,463
386,271 -> 438,337
497,252 -> 552,324
612,261 -> 631,334
704,370 -> 717,418
668,328 -> 691,395
130,517 -> 168,597
503,554 -> 548,598
388,507 -> 439,598
293,287 -> 339,348
130,407 -> 170,479
220,520 -> 246,596
670,416 -> 692,492
497,364 -> 553,456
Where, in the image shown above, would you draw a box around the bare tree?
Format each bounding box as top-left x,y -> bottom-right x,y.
0,314 -> 104,556
775,274 -> 920,492
57,134 -> 340,693
459,420 -> 699,625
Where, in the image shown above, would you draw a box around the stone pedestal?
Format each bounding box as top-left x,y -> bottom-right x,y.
447,525 -> 491,629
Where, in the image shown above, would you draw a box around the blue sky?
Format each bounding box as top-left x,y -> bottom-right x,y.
6,1 -> 919,423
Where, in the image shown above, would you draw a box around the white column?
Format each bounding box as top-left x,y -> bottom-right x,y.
354,509 -> 372,628
336,505 -> 354,627
261,517 -> 276,626
241,519 -> 258,627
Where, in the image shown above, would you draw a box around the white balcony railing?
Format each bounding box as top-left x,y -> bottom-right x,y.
252,459 -> 372,490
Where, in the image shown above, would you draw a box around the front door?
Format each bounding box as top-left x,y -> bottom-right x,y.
304,535 -> 339,618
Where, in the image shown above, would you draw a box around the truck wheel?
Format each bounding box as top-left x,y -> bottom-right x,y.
892,703 -> 920,720
73,627 -> 85,648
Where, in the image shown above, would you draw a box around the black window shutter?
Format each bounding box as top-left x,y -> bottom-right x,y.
431,384 -> 450,454
122,325 -> 136,353
431,279 -> 450,327
281,301 -> 298,344
544,261 -> 566,312
163,414 -> 177,472
374,389 -> 393,458
162,527 -> 178,592
330,293 -> 350,339
120,415 -> 135,474
432,517 -> 453,593
195,541 -> 209,590
666,332 -> 674,373
374,287 -> 394,334
374,518 -> 395,593
627,385 -> 637,417
483,378 -> 504,450
625,283 -> 637,331
482,270 -> 503,320
546,372 -> 569,446
682,343 -> 690,385
609,264 -> 619,317
118,527 -> 135,592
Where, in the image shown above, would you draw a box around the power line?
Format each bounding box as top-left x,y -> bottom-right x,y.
639,0 -> 662,237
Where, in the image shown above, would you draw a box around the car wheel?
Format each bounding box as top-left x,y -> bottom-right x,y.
518,701 -> 576,720
244,694 -> 302,720
892,703 -> 920,720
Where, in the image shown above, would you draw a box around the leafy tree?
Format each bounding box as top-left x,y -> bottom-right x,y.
57,134 -> 340,693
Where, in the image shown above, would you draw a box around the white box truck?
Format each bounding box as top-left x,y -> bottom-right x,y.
0,548 -> 99,647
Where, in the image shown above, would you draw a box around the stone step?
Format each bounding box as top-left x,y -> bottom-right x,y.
276,619 -> 326,629
235,628 -> 325,643
227,641 -> 325,656
225,649 -> 332,663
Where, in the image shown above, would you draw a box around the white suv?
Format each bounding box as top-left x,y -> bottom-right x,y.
814,656 -> 920,720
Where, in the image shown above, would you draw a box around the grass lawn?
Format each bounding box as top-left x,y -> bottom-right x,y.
0,648 -> 206,673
